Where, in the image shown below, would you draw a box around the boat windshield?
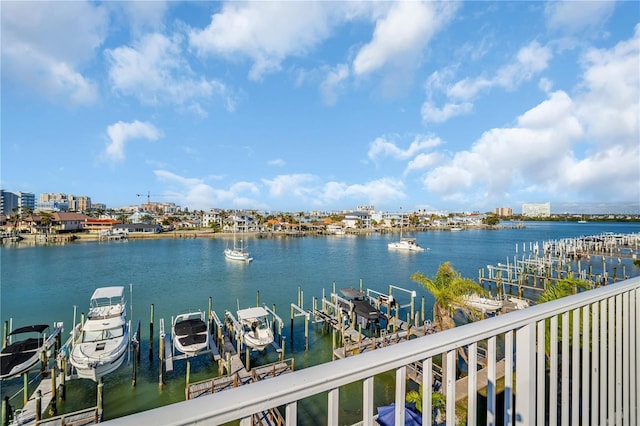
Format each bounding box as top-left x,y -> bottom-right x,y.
82,326 -> 124,342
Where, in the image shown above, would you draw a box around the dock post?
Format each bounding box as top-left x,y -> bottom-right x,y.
281,336 -> 286,362
60,358 -> 66,400
305,313 -> 309,351
97,378 -> 103,416
332,281 -> 336,294
149,304 -> 154,361
2,321 -> 7,349
245,347 -> 250,371
421,297 -> 425,326
290,304 -> 294,341
132,340 -> 138,386
256,290 -> 260,307
410,294 -> 415,326
2,396 -> 10,426
35,390 -> 41,422
359,278 -> 363,293
297,286 -> 301,307
23,372 -> 28,406
331,329 -> 336,360
394,307 -> 399,333
159,333 -> 164,386
186,360 -> 191,387
49,364 -> 57,416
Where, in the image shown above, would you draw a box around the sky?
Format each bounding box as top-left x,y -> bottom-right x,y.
1,1 -> 639,214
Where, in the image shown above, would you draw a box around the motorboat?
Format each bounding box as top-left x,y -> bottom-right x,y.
236,307 -> 273,351
172,311 -> 210,357
387,237 -> 426,252
461,293 -> 503,313
69,286 -> 129,381
0,324 -> 61,380
339,287 -> 385,329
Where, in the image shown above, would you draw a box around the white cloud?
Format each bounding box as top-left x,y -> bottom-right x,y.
420,24 -> 640,207
319,178 -> 406,207
320,64 -> 350,105
575,24 -> 640,150
1,0 -> 107,104
105,121 -> 163,162
268,159 -> 286,167
189,2 -> 337,81
405,153 -> 443,175
545,0 -> 615,35
421,101 -> 473,123
422,41 -> 552,123
106,33 -> 234,113
262,174 -> 319,198
368,135 -> 442,161
352,1 -> 457,76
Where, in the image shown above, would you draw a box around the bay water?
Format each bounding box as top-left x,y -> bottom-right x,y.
1,221 -> 638,424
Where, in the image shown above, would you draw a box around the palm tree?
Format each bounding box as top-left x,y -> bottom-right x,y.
411,262 -> 488,332
537,274 -> 591,355
406,384 -> 446,424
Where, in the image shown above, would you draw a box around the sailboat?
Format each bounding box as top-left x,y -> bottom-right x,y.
387,210 -> 426,252
224,213 -> 253,262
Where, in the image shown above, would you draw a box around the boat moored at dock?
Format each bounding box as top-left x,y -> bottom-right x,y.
0,324 -> 62,380
69,286 -> 129,381
236,307 -> 274,351
172,311 -> 210,357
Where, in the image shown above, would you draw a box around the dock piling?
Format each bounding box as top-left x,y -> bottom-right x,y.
149,304 -> 154,361
35,390 -> 41,422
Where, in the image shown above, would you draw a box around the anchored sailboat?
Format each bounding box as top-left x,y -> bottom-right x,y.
224,212 -> 253,262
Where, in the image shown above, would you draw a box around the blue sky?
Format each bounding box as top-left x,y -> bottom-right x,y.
2,1 -> 639,214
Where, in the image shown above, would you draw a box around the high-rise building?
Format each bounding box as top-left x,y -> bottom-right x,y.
494,207 -> 513,217
522,202 -> 551,217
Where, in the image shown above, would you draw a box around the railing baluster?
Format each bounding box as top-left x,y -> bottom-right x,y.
550,315 -> 558,426
591,301 -> 600,426
608,297 -> 615,423
581,304 -> 590,426
571,308 -> 580,425
285,401 -> 296,426
487,336 -> 496,426
468,344 -> 477,426
561,311 -> 569,424
621,292 -> 630,426
327,388 -> 339,425
615,294 -> 623,425
536,320 -> 546,426
362,376 -> 374,426
446,349 -> 456,426
599,298 -> 607,426
395,366 -> 406,426
632,289 -> 639,426
504,331 -> 513,426
423,357 -> 433,426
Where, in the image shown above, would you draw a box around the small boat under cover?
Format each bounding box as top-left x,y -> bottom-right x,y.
172,311 -> 210,357
1,324 -> 61,380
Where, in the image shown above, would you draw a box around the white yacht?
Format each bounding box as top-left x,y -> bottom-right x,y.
69,286 -> 129,381
387,210 -> 426,252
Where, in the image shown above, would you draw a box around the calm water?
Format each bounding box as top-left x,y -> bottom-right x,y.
1,221 -> 638,424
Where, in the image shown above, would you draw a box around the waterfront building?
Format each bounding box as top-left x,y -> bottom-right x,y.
494,207 -> 513,217
522,202 -> 551,217
0,190 -> 18,215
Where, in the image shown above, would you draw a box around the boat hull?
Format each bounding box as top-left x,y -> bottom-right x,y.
72,344 -> 128,381
224,248 -> 253,262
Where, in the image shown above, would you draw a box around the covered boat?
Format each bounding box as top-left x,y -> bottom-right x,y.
172,311 -> 210,357
69,286 -> 129,381
1,324 -> 60,380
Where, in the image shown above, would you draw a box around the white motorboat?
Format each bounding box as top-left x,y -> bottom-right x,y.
69,286 -> 129,381
0,324 -> 61,380
462,294 -> 503,313
172,311 -> 210,357
237,307 -> 273,351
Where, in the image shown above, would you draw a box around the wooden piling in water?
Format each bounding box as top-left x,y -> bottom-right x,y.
49,364 -> 57,416
35,390 -> 41,422
23,372 -> 28,406
2,321 -> 7,349
60,358 -> 66,400
97,378 -> 103,417
149,304 -> 154,361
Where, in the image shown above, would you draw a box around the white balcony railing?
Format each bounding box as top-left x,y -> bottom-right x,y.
104,276 -> 639,425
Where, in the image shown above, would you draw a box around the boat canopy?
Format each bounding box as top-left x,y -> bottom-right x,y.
237,307 -> 269,320
91,286 -> 125,300
9,324 -> 49,335
340,287 -> 367,300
